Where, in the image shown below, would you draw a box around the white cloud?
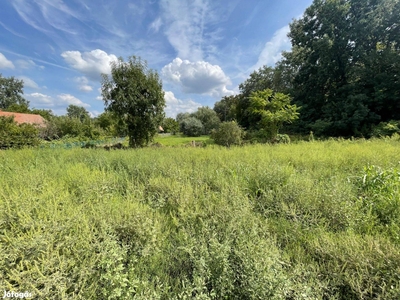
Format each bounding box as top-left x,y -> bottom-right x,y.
74,76 -> 93,92
26,92 -> 90,112
61,49 -> 118,80
164,91 -> 202,117
252,25 -> 291,70
162,58 -> 234,98
0,52 -> 15,69
57,94 -> 90,108
17,76 -> 39,89
28,93 -> 53,106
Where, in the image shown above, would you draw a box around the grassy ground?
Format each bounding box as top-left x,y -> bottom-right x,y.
1,138 -> 400,299
154,134 -> 213,146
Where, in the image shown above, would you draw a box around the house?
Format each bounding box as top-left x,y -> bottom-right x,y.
0,110 -> 47,128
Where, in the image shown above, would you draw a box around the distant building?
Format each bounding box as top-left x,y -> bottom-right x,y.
0,110 -> 47,128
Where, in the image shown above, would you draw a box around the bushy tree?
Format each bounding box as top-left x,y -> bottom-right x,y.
102,56 -> 165,148
176,112 -> 191,124
236,66 -> 294,129
211,121 -> 244,147
248,89 -> 299,140
192,106 -> 220,134
0,74 -> 29,110
0,116 -> 39,148
66,104 -> 90,122
180,117 -> 204,137
162,117 -> 180,134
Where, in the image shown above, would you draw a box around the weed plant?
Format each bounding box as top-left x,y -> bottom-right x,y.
0,138 -> 399,299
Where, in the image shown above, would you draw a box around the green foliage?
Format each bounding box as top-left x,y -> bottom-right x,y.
66,104 -> 90,122
1,139 -> 400,298
161,117 -> 179,134
180,116 -> 204,137
154,134 -> 212,146
102,56 -> 165,148
0,116 -> 39,148
5,103 -> 30,113
95,111 -> 127,137
236,65 -> 294,129
43,116 -> 101,140
192,106 -> 221,134
213,95 -> 238,122
248,89 -> 299,140
0,74 -> 29,110
284,0 -> 400,136
356,165 -> 400,241
372,120 -> 400,137
211,121 -> 244,147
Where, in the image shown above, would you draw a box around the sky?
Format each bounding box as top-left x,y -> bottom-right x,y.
0,0 -> 313,117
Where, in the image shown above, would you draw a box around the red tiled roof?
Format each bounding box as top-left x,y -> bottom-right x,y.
0,111 -> 47,127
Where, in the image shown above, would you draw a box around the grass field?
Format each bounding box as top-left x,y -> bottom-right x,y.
154,134 -> 213,146
1,138 -> 400,299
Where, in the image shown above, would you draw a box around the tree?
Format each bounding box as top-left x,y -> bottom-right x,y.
162,117 -> 180,134
101,56 -> 165,148
213,95 -> 238,122
211,121 -> 244,147
176,112 -> 191,124
66,104 -> 90,122
235,65 -> 294,129
284,0 -> 400,136
247,89 -> 299,140
192,106 -> 221,134
0,74 -> 29,110
180,117 -> 204,137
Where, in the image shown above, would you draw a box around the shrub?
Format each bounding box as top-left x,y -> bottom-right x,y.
0,116 -> 40,149
372,120 -> 400,137
211,121 -> 244,147
180,117 -> 204,137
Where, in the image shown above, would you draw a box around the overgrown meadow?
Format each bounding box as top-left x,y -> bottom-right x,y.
1,138 -> 400,299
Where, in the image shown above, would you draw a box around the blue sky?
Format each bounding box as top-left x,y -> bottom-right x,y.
0,0 -> 312,117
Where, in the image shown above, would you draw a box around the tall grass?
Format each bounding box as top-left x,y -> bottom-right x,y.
0,138 -> 399,299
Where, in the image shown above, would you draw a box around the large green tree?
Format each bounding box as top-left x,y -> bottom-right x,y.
191,106 -> 221,134
284,0 -> 400,136
66,104 -> 90,122
0,74 -> 29,110
101,56 -> 165,148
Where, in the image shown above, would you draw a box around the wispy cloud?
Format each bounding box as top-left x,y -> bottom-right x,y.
0,53 -> 15,69
0,21 -> 26,39
17,76 -> 39,89
160,0 -> 215,61
149,17 -> 163,33
162,58 -> 234,98
0,48 -> 70,70
251,25 -> 291,71
11,0 -> 82,35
